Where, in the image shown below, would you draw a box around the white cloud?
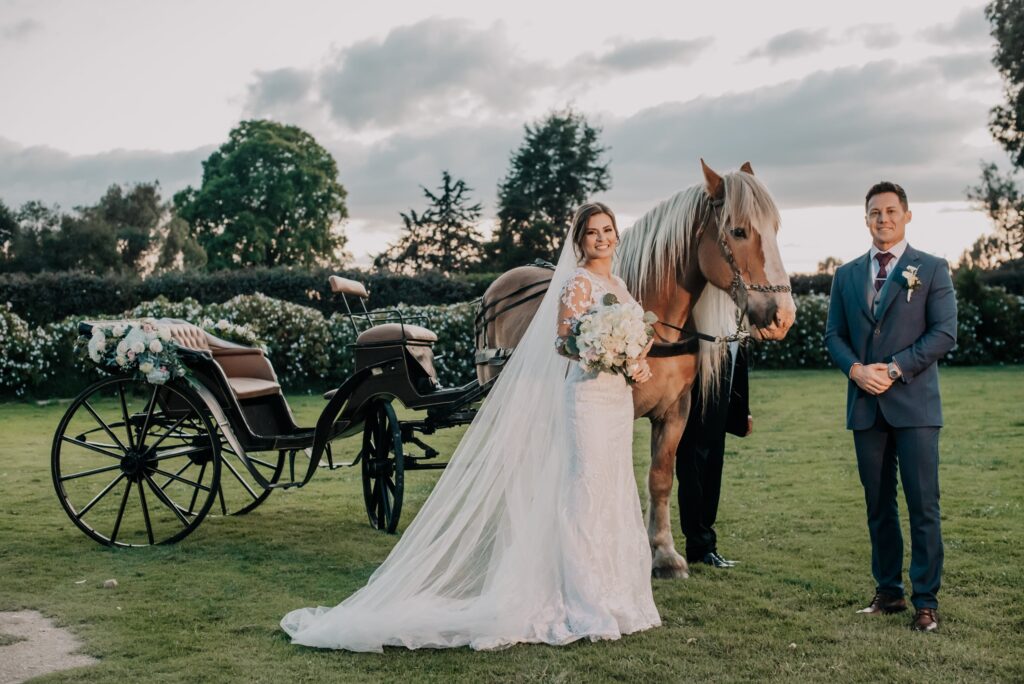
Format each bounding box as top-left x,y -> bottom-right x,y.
920,6 -> 991,46
745,28 -> 830,62
244,19 -> 714,132
0,18 -> 41,42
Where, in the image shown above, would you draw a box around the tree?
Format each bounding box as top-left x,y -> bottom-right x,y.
817,256 -> 844,275
986,0 -> 1024,167
487,109 -> 611,269
50,212 -> 121,273
968,1 -> 1024,269
88,182 -> 163,273
156,215 -> 207,271
0,201 -> 62,273
175,120 -> 349,270
374,171 -> 484,275
0,199 -> 16,263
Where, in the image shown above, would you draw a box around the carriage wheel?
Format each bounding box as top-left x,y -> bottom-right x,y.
51,376 -> 221,547
208,441 -> 285,516
360,401 -> 404,533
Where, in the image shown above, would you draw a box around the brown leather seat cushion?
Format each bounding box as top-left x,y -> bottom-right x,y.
356,323 -> 437,345
226,376 -> 282,400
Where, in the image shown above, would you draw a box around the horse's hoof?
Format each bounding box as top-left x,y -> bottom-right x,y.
652,565 -> 689,580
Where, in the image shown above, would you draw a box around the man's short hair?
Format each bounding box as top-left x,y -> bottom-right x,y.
865,181 -> 909,211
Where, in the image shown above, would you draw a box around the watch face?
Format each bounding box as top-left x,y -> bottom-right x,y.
888,367 -> 899,379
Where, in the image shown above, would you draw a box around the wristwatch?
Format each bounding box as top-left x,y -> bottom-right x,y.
887,361 -> 901,380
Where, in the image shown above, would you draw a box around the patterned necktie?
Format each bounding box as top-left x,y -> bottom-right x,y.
874,252 -> 894,292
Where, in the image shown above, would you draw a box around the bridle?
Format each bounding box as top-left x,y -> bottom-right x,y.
649,195 -> 790,355
709,197 -> 792,308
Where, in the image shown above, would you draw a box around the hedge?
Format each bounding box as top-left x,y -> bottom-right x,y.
0,268 -> 872,327
2,280 -> 1021,399
0,268 -> 501,326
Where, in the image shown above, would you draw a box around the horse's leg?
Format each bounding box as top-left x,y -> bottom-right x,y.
648,402 -> 689,579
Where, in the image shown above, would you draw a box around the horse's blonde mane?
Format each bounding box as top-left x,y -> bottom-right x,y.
615,170 -> 781,404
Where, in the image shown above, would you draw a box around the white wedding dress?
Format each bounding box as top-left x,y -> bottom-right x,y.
280,246 -> 660,652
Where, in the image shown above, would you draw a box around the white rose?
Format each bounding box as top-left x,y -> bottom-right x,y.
158,327 -> 173,341
111,324 -> 126,337
216,319 -> 229,330
146,368 -> 170,384
117,340 -> 129,354
131,341 -> 145,354
115,354 -> 128,366
149,339 -> 163,353
139,361 -> 155,374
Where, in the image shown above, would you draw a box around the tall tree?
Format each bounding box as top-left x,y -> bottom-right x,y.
0,199 -> 16,263
175,120 -> 349,270
968,1 -> 1024,269
374,171 -> 484,275
156,215 -> 208,271
87,182 -> 163,273
488,109 -> 611,269
0,201 -> 62,273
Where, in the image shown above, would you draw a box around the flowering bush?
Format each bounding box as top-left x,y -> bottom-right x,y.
201,318 -> 267,351
2,285 -> 1021,399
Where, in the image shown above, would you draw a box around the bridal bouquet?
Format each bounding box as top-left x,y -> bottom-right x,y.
563,294 -> 657,377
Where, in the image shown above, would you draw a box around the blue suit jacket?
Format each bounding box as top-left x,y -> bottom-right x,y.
824,245 -> 958,430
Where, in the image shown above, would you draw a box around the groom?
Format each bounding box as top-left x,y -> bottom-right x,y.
824,181 -> 957,632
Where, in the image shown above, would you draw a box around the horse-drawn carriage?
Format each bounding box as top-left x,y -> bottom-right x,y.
51,276 -> 495,547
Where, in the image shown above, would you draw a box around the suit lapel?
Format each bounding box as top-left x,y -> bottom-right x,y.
875,246 -> 920,322
848,252 -> 873,321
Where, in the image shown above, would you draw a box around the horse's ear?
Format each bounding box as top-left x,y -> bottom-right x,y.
700,158 -> 723,199
740,161 -> 754,175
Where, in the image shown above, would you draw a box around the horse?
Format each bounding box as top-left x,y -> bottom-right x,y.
475,160 -> 796,578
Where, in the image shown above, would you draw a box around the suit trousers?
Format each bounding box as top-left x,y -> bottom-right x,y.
676,372 -> 730,561
853,411 -> 943,609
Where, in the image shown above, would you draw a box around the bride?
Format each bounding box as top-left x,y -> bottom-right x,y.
281,202 -> 661,652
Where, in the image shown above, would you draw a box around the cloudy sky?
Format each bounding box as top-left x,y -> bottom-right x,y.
0,0 -> 1006,271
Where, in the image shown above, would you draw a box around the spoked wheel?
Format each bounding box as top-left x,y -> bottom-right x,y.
360,401 -> 404,533
209,441 -> 285,516
51,376 -> 221,547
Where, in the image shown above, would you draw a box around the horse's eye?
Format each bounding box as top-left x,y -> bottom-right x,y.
731,227 -> 747,239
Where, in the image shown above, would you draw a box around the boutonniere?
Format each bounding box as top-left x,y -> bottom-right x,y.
902,265 -> 921,302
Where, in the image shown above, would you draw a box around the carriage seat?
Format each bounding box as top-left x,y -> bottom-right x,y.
157,320 -> 281,401
356,323 -> 438,346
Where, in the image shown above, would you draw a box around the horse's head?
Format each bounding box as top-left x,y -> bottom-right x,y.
695,160 -> 796,341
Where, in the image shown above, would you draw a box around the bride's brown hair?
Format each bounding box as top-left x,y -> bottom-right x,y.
569,202 -> 618,261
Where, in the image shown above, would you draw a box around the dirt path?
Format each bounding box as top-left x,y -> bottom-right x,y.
0,610 -> 98,684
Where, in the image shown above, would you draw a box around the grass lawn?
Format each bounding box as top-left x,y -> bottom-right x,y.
0,367 -> 1022,682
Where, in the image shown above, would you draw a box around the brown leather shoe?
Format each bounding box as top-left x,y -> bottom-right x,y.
911,607 -> 939,632
856,592 -> 908,615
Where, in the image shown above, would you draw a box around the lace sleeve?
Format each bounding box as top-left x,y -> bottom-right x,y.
555,273 -> 592,356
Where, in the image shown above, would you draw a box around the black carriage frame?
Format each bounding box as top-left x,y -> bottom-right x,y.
51,281 -> 495,547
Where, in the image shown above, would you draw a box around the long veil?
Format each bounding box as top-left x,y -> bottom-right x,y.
281,237 -> 584,652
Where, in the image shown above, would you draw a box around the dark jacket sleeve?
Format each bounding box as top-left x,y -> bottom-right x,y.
891,258 -> 958,383
824,267 -> 860,376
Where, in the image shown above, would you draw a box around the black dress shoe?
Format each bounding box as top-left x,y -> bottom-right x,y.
697,551 -> 737,568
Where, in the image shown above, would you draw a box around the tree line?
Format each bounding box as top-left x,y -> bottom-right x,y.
0,110 -> 608,277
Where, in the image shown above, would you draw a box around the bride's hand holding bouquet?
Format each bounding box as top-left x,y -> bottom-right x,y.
562,293 -> 657,383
